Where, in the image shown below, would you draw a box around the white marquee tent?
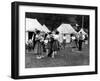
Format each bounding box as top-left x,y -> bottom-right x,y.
26,18 -> 43,31
57,23 -> 77,43
25,18 -> 50,43
78,28 -> 87,35
57,23 -> 77,34
26,18 -> 50,32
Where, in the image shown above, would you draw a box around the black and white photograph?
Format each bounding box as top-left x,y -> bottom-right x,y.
25,13 -> 89,68
11,2 -> 97,79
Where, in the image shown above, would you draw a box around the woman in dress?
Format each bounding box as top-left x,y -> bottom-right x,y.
45,32 -> 54,57
70,33 -> 76,48
44,33 -> 50,56
33,30 -> 43,59
52,31 -> 60,58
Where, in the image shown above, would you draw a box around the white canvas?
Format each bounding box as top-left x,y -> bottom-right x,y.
57,23 -> 77,34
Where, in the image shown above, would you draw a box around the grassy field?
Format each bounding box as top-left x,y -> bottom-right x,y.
25,44 -> 89,68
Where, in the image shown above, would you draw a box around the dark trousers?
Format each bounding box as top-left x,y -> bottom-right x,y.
48,49 -> 53,57
79,40 -> 83,51
33,40 -> 36,50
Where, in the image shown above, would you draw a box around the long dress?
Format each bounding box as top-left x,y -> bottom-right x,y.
47,36 -> 54,57
45,35 -> 52,51
33,34 -> 43,55
52,35 -> 60,51
71,36 -> 76,48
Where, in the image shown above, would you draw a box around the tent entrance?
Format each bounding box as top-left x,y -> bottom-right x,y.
28,32 -> 34,40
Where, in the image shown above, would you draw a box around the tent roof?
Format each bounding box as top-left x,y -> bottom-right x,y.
26,18 -> 43,31
78,28 -> 87,35
42,24 -> 50,32
57,23 -> 77,34
26,18 -> 50,32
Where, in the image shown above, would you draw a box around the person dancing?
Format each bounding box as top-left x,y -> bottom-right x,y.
33,30 -> 43,59
52,31 -> 60,58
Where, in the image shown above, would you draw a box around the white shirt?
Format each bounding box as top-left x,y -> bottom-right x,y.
53,34 -> 59,40
72,36 -> 76,40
